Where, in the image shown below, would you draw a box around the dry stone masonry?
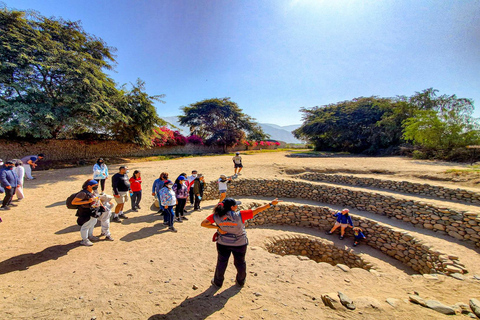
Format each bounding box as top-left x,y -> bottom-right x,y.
202,178 -> 480,247
296,172 -> 480,205
264,235 -> 374,271
236,202 -> 467,275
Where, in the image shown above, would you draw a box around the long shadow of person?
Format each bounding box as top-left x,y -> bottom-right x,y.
0,241 -> 79,275
148,285 -> 241,320
45,200 -> 67,208
120,222 -> 169,242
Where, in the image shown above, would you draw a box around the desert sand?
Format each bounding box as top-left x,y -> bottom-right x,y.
0,152 -> 479,320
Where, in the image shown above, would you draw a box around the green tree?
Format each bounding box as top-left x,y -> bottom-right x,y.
402,89 -> 480,157
179,98 -> 268,151
0,8 -> 165,146
294,97 -> 398,153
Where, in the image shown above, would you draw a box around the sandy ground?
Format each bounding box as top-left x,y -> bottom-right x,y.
0,152 -> 479,320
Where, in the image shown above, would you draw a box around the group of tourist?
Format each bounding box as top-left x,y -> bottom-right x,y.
0,154 -> 45,221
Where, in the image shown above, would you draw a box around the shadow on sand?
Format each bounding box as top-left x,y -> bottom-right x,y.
0,241 -> 79,275
148,285 -> 241,320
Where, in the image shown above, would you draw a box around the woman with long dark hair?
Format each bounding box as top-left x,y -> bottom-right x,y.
173,175 -> 188,222
71,179 -> 100,246
201,197 -> 281,288
129,170 -> 142,212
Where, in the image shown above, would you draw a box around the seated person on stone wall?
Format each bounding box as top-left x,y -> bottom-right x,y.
326,208 -> 354,240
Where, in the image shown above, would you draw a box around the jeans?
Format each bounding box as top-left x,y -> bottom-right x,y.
213,243 -> 247,287
175,198 -> 187,218
164,206 -> 174,227
131,190 -> 142,210
189,188 -> 194,205
2,187 -> 15,207
80,216 -> 97,240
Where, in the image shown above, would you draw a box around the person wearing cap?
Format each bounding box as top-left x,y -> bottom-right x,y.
93,158 -> 109,193
20,153 -> 45,180
217,174 -> 232,203
0,160 -> 20,210
193,174 -> 205,211
326,208 -> 354,240
111,166 -> 131,222
232,152 -> 243,176
71,179 -> 101,246
187,170 -> 198,206
173,175 -> 188,222
201,197 -> 281,288
159,180 -> 177,232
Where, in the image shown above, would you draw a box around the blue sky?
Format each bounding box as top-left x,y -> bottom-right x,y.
6,0 -> 480,126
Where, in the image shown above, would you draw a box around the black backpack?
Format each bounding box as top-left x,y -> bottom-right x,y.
66,191 -> 82,209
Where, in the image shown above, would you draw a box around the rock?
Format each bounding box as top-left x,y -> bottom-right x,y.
425,300 -> 456,315
321,293 -> 339,310
423,274 -> 438,280
192,285 -> 198,290
254,292 -> 262,297
409,295 -> 426,307
450,273 -> 465,281
470,298 -> 480,318
338,291 -> 356,310
386,298 -> 399,308
336,264 -> 351,272
454,302 -> 471,314
474,275 -> 480,280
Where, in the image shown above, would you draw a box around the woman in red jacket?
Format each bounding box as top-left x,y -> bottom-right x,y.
129,170 -> 142,212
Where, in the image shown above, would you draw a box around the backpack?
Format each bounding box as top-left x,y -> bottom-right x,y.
66,191 -> 82,209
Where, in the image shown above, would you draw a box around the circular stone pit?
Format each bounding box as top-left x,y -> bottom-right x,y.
265,235 -> 374,271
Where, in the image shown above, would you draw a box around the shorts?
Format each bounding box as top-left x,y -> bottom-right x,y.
219,189 -> 227,194
334,222 -> 349,228
234,163 -> 243,168
114,191 -> 129,204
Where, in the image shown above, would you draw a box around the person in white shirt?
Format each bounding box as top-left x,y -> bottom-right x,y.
217,174 -> 232,203
13,159 -> 25,200
232,152 -> 243,176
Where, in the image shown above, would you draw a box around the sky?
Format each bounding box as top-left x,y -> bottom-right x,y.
5,0 -> 480,126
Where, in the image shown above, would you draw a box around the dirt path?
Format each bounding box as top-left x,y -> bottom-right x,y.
0,152 -> 479,319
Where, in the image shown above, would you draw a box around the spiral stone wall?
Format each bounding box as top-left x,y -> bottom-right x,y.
264,235 -> 373,270
202,179 -> 480,247
296,172 -> 480,205
236,202 -> 466,275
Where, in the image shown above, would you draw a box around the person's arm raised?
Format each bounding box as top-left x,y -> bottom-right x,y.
251,198 -> 282,217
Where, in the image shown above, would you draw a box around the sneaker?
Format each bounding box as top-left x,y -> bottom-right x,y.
80,239 -> 94,246
325,231 -> 333,235
181,216 -> 188,221
1,206 -> 10,210
339,235 -> 344,240
169,227 -> 178,233
175,218 -> 183,223
105,235 -> 114,241
8,203 -> 18,207
136,205 -> 141,209
119,214 -> 129,219
89,236 -> 100,242
112,217 -> 121,223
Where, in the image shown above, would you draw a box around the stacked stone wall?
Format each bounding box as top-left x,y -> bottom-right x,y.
297,172 -> 480,205
264,235 -> 373,270
202,179 -> 480,247
239,202 -> 466,275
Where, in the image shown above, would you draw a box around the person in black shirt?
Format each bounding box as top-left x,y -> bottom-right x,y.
111,166 -> 131,223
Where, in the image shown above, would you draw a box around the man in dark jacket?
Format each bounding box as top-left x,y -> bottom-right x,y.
0,160 -> 19,210
193,174 -> 205,211
111,166 -> 131,222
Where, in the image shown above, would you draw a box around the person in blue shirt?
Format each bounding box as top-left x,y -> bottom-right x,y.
0,160 -> 19,210
353,227 -> 366,247
152,172 -> 168,219
326,208 -> 354,240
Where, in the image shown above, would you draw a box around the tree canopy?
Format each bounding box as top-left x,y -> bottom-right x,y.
294,89 -> 480,160
179,98 -> 269,150
0,8 -> 163,146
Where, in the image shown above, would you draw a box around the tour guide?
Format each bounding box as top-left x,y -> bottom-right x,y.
201,197 -> 282,288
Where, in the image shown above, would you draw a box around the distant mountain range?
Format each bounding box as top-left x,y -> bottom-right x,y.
163,116 -> 303,144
